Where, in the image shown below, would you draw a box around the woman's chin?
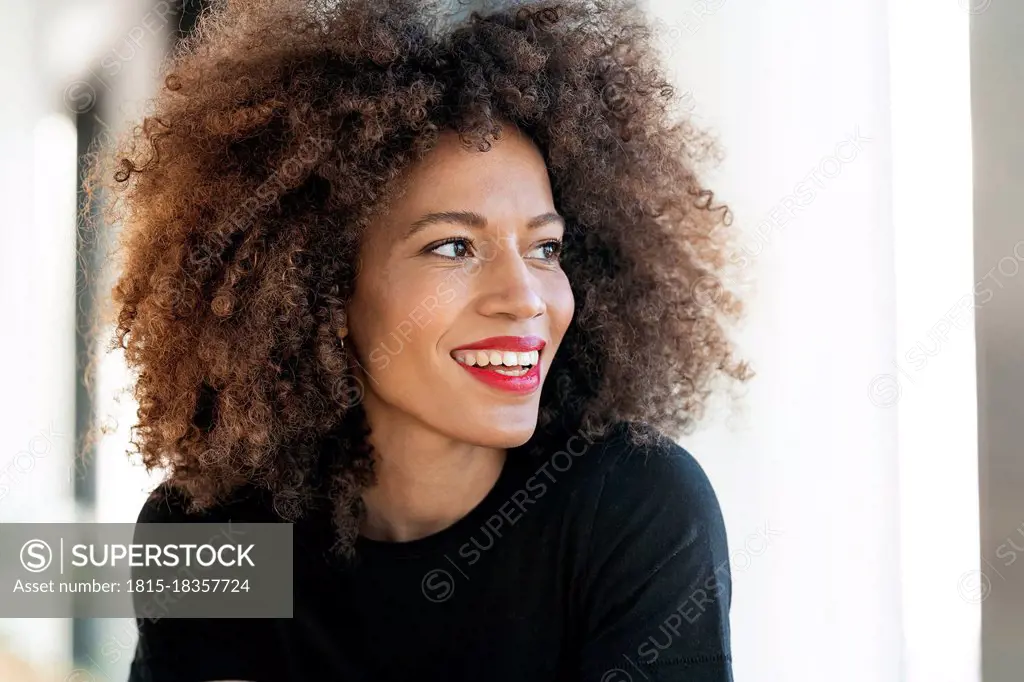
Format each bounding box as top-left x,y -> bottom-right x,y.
446,413 -> 539,450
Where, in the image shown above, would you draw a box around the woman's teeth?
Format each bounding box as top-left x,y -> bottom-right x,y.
453,349 -> 539,373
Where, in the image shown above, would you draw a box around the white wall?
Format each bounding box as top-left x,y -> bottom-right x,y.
889,3 -> 979,681
643,0 -> 978,681
0,0 -> 77,674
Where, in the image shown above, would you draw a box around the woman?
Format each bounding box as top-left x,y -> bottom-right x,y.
91,0 -> 751,679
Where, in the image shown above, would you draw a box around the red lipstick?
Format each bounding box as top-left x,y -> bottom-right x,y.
452,335 -> 546,352
451,336 -> 546,394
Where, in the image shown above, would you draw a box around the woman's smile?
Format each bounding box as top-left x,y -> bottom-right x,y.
450,335 -> 546,393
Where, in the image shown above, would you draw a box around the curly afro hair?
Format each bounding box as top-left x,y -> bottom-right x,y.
86,0 -> 751,557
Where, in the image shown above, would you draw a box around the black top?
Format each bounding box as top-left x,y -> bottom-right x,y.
128,422 -> 733,681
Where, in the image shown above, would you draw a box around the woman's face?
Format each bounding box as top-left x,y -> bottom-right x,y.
345,127 -> 575,448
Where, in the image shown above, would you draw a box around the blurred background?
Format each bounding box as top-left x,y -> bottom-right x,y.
1,0 -> 1020,680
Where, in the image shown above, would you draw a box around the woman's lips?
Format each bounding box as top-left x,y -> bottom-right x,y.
451,335 -> 546,352
450,335 -> 546,394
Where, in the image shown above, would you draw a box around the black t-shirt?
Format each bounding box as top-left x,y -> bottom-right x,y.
128,422 -> 733,681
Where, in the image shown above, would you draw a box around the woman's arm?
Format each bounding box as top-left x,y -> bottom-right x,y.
128,485 -> 277,682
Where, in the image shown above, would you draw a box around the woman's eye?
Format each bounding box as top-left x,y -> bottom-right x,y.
528,240 -> 563,261
431,238 -> 472,259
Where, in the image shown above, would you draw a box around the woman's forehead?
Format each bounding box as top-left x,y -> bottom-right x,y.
387,130 -> 554,215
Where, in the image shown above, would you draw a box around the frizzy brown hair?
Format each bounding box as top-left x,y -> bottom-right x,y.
85,0 -> 751,557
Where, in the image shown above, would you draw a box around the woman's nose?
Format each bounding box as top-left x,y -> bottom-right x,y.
474,247 -> 546,321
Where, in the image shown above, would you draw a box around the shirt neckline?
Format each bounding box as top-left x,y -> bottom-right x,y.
353,448 -> 527,560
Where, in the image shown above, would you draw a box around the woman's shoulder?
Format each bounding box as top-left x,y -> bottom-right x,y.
574,420 -> 720,503
567,420 -> 729,556
136,481 -> 278,524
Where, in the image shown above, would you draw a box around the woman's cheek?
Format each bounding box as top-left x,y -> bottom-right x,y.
438,277 -> 458,305
550,270 -> 575,336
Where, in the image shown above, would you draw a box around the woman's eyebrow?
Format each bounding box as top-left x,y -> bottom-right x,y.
404,210 -> 564,238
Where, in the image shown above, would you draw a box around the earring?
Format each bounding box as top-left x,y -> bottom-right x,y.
337,326 -> 348,349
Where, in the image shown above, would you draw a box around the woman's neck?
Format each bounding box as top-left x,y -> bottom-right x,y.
357,399 -> 506,544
